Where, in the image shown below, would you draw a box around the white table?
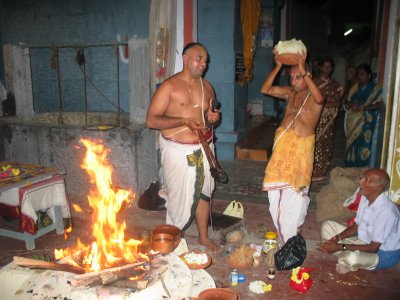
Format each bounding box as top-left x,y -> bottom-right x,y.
0,163 -> 70,250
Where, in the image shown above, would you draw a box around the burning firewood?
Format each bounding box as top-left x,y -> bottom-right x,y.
100,267 -> 148,284
73,260 -> 150,281
108,278 -> 149,290
71,261 -> 150,287
53,140 -> 160,277
70,277 -> 103,288
13,256 -> 85,274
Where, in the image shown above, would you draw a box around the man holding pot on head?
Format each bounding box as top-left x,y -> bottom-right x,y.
261,46 -> 323,244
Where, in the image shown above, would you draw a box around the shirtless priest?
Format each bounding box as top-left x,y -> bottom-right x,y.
146,43 -> 221,252
261,51 -> 324,244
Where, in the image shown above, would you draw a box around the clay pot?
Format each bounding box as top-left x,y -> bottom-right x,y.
151,224 -> 181,253
198,288 -> 238,300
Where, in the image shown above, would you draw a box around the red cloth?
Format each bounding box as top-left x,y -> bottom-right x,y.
289,267 -> 313,293
346,192 -> 361,226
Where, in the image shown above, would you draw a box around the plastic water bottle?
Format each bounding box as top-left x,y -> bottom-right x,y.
230,269 -> 238,286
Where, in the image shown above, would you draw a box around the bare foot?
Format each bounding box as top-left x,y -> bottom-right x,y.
199,238 -> 222,253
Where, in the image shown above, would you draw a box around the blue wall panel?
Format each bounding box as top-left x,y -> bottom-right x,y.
0,0 -> 149,113
247,0 -> 275,116
198,0 -> 238,160
0,0 -> 276,161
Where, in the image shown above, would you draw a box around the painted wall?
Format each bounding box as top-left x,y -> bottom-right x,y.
0,0 -> 263,161
0,0 -> 150,113
198,0 -> 243,160
198,0 -> 275,159
0,20 -> 3,83
384,0 -> 400,204
233,0 -> 248,132
248,0 -> 275,116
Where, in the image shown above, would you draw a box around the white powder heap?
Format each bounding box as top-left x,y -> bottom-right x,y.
183,252 -> 208,265
249,280 -> 271,294
274,39 -> 306,55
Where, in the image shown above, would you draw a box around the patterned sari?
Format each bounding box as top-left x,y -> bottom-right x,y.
313,78 -> 342,180
344,82 -> 382,167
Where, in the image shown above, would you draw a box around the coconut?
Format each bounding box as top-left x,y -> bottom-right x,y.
226,230 -> 244,243
226,244 -> 255,269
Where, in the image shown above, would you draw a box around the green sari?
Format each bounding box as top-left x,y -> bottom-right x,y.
344,82 -> 382,167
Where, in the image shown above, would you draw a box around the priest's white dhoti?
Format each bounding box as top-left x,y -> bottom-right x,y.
159,135 -> 215,231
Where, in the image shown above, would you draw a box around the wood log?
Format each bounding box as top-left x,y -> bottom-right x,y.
73,260 -> 150,281
70,277 -> 103,288
71,267 -> 149,287
100,267 -> 148,285
72,253 -> 163,282
13,256 -> 85,274
108,278 -> 149,290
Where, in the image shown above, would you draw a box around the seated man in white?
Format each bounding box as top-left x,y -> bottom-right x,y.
318,168 -> 400,274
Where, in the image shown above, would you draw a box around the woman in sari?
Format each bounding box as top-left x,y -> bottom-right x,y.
344,64 -> 382,167
312,57 -> 343,182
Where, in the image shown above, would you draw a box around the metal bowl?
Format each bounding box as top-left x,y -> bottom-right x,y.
151,224 -> 181,253
151,235 -> 175,254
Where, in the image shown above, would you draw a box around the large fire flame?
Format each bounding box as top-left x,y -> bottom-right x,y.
55,138 -> 145,272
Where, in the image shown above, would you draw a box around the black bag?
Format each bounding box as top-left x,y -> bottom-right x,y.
138,182 -> 166,211
274,234 -> 307,270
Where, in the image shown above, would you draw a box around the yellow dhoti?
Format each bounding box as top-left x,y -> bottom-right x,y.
263,127 -> 315,192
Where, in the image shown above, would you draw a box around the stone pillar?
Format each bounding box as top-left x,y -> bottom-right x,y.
129,38 -> 150,124
3,44 -> 34,117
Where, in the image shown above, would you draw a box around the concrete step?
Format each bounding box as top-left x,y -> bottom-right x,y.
235,116 -> 276,161
235,147 -> 268,161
